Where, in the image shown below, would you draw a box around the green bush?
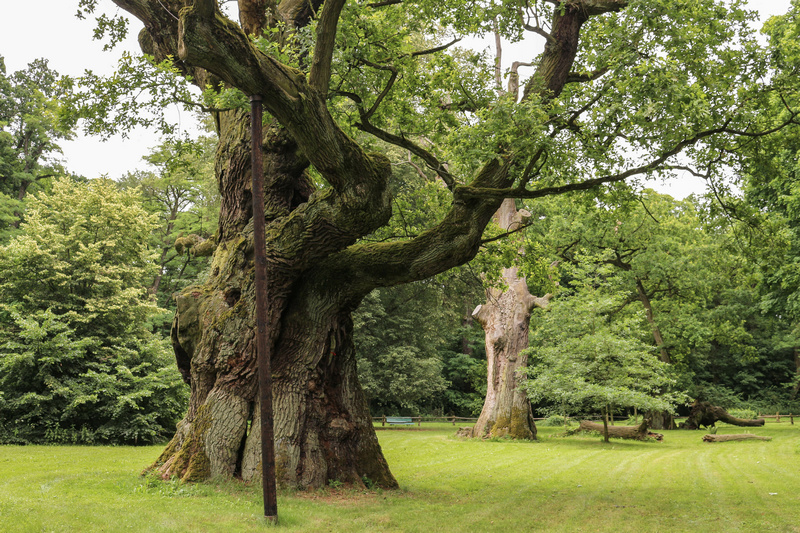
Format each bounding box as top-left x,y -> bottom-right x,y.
540,415 -> 574,427
0,178 -> 187,445
728,408 -> 758,420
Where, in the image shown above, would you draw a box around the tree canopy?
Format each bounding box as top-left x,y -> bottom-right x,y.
0,57 -> 74,240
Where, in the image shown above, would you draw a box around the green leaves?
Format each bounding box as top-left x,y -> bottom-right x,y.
0,177 -> 187,445
119,135 -> 218,313
522,286 -> 684,417
0,57 -> 74,238
64,53 -> 198,139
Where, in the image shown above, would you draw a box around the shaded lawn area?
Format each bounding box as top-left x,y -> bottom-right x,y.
1,422 -> 798,532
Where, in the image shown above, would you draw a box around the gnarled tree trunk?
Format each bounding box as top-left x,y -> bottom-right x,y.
470,200 -> 550,440
680,401 -> 765,429
149,109 -> 399,489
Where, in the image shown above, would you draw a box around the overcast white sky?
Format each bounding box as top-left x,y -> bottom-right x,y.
0,0 -> 794,194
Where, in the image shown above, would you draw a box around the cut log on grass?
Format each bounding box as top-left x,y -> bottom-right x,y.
577,419 -> 664,441
702,434 -> 772,442
681,401 -> 765,429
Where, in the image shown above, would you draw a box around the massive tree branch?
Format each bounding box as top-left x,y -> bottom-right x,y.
367,0 -> 402,6
323,158 -> 511,294
451,115 -> 798,202
316,0 -> 637,293
566,67 -> 609,84
238,0 -> 269,35
176,3 -> 388,197
411,38 -> 461,57
309,0 -> 346,95
522,0 -> 626,101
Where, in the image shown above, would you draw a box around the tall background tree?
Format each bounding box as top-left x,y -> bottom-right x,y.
119,135 -> 219,316
71,0 -> 798,488
0,56 -> 74,240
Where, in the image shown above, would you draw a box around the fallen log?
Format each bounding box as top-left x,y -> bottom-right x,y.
577,419 -> 663,441
681,401 -> 765,429
702,434 -> 772,443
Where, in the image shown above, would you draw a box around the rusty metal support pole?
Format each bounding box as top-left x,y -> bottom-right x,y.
250,95 -> 278,523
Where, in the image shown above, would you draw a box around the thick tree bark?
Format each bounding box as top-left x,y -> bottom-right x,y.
680,401 -> 765,429
150,107 -> 397,489
470,200 -> 550,440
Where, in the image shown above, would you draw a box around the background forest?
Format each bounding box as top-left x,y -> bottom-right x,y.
1,0 -> 800,446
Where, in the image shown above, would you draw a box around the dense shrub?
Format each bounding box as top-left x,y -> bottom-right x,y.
0,178 -> 187,444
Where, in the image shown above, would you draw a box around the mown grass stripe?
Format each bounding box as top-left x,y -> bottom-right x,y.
1,423 -> 799,531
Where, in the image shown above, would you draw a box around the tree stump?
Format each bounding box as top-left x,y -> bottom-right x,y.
455,427 -> 474,438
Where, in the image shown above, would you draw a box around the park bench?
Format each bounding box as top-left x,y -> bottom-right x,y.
386,417 -> 414,425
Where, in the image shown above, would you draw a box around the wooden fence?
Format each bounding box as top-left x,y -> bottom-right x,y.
372,416 -> 479,426
373,412 -> 796,426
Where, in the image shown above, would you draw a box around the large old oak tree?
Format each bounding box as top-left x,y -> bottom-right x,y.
87,0 -> 795,488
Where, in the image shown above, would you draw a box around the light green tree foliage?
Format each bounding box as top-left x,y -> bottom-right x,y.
522,275 -> 684,441
547,191 -> 734,366
0,177 -> 187,444
531,190 -> 797,411
119,135 -> 218,313
741,3 -> 800,320
0,57 -> 74,240
730,3 -> 800,404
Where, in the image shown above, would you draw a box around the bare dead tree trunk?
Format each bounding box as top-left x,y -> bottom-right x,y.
470,200 -> 550,440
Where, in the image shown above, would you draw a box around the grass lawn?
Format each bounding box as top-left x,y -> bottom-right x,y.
1,421 -> 798,532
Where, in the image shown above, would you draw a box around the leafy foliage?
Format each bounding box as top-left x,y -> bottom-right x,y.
522,282 -> 685,420
119,135 -> 219,318
0,56 -> 74,240
0,178 -> 187,444
354,285 -> 451,414
354,264 -> 487,416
